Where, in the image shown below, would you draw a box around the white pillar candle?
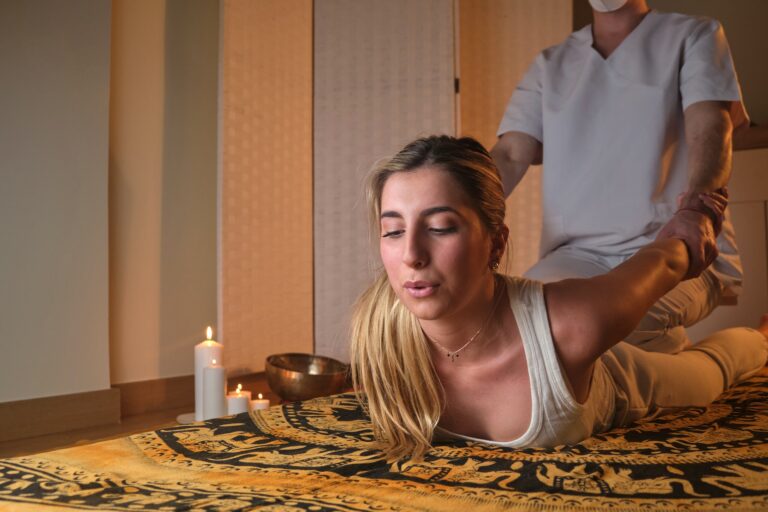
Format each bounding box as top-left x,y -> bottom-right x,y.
202,359 -> 227,420
195,326 -> 223,421
251,393 -> 270,411
226,384 -> 251,415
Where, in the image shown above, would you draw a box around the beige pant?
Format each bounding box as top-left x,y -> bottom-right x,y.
601,329 -> 767,425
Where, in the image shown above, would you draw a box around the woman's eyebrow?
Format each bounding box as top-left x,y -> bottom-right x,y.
421,206 -> 459,217
380,206 -> 460,219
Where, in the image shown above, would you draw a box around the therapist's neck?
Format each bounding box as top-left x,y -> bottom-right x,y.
592,0 -> 650,56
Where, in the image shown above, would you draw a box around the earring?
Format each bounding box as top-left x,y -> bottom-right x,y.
490,261 -> 500,272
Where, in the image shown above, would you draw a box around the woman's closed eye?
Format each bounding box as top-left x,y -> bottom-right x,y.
429,226 -> 457,235
382,226 -> 457,238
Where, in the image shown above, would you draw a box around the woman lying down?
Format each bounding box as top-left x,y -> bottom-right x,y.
350,135 -> 768,461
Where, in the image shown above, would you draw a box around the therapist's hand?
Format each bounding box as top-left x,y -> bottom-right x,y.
656,189 -> 728,280
676,187 -> 728,237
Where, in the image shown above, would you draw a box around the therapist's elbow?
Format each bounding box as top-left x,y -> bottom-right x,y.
685,101 -> 732,141
490,145 -> 516,196
489,140 -> 509,171
491,133 -> 540,195
494,131 -> 542,164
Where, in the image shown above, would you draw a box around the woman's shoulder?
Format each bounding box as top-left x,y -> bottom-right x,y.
502,274 -> 544,300
501,274 -> 540,290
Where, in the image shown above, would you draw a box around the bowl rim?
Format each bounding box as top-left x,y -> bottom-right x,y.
265,352 -> 348,375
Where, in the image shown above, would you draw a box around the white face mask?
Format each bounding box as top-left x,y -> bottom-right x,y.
589,0 -> 629,12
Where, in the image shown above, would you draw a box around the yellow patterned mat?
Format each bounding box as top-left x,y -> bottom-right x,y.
1,369 -> 767,511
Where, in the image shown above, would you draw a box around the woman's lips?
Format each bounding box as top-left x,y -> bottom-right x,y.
404,281 -> 439,298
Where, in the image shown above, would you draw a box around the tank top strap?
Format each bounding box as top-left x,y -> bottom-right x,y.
505,276 -> 582,418
505,276 -> 548,382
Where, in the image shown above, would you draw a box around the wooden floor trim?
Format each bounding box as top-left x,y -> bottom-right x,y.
113,372 -> 275,418
0,388 -> 120,443
0,373 -> 276,448
113,375 -> 194,418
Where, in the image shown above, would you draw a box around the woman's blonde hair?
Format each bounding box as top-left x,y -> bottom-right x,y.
349,135 -> 507,461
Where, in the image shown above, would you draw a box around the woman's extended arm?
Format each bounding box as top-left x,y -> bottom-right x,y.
543,239 -> 690,400
542,187 -> 728,400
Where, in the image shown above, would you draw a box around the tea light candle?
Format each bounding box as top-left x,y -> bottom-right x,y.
195,326 -> 223,421
226,384 -> 251,415
251,393 -> 270,410
202,359 -> 227,420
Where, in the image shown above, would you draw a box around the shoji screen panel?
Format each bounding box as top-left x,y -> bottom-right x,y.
314,0 -> 456,361
219,0 -> 313,374
458,0 -> 571,276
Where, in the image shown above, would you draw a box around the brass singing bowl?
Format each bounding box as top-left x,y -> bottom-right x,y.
265,353 -> 349,402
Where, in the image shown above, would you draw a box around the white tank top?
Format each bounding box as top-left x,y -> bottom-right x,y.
435,275 -> 615,448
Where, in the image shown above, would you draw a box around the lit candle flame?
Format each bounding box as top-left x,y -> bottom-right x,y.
258,393 -> 263,400
236,383 -> 242,394
206,326 -> 213,340
212,359 -> 217,365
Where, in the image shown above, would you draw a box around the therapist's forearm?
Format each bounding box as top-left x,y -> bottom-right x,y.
493,153 -> 531,197
683,101 -> 733,195
490,131 -> 541,197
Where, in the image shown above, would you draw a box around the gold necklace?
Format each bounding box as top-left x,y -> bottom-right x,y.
428,277 -> 504,362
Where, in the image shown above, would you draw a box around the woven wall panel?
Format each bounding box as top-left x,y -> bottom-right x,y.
219,0 -> 313,375
314,0 -> 456,361
458,0 -> 571,276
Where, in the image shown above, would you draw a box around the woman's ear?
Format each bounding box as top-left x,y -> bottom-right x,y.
499,225 -> 510,249
489,225 -> 510,267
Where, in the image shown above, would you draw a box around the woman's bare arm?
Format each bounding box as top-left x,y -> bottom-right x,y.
543,239 -> 689,399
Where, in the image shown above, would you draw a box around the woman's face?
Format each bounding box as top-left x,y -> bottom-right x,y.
379,166 -> 494,322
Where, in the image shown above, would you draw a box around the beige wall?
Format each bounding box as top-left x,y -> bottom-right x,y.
574,0 -> 768,125
0,0 -> 218,400
109,0 -> 218,385
109,0 -> 165,385
0,0 -> 584,405
219,0 -> 314,375
0,0 -> 111,402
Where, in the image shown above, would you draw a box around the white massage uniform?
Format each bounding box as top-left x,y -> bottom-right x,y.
435,276 -> 767,448
498,10 -> 748,295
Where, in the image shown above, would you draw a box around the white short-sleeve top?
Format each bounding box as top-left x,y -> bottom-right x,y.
498,11 -> 748,292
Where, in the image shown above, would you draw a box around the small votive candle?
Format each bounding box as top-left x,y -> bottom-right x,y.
251,393 -> 270,411
226,384 -> 251,415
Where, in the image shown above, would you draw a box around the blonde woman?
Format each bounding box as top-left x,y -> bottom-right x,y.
350,135 -> 768,461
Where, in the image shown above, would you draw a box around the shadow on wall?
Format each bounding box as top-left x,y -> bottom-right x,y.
158,0 -> 219,377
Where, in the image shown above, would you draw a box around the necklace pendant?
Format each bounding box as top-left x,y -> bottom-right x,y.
448,352 -> 458,362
